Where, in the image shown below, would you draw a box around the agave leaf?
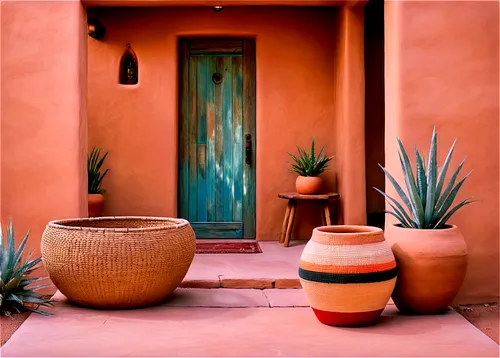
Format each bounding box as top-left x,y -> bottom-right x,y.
431,171 -> 473,226
434,157 -> 466,212
415,148 -> 427,208
1,220 -> 16,283
383,210 -> 412,229
435,139 -> 457,200
23,283 -> 53,292
13,257 -> 42,280
13,229 -> 30,269
4,276 -> 22,291
424,127 -> 438,226
5,292 -> 22,304
434,198 -> 475,229
397,146 -> 424,227
374,187 -> 417,228
378,164 -> 415,220
25,308 -> 51,316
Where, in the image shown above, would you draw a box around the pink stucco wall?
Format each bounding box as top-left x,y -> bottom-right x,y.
385,0 -> 499,303
88,6 -> 366,240
1,1 -> 88,265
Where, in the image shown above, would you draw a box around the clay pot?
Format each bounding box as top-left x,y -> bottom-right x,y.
296,176 -> 322,194
385,224 -> 468,314
299,225 -> 397,327
88,194 -> 105,217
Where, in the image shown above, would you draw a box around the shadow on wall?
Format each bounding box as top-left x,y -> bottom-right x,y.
364,0 -> 385,229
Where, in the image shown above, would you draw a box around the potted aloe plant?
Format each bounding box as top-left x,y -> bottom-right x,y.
288,139 -> 334,195
376,127 -> 474,314
0,220 -> 54,316
88,146 -> 109,217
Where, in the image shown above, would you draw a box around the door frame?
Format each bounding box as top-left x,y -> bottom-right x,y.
178,38 -> 256,239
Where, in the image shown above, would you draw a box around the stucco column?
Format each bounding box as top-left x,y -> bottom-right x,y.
1,0 -> 88,259
334,4 -> 367,225
384,0 -> 499,303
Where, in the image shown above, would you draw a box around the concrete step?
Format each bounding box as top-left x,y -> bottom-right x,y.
181,240 -> 305,289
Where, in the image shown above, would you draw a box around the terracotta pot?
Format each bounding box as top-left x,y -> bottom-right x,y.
385,224 -> 468,314
296,176 -> 322,194
299,225 -> 397,327
88,194 -> 105,217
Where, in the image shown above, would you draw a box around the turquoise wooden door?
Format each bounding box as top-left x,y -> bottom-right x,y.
178,39 -> 256,239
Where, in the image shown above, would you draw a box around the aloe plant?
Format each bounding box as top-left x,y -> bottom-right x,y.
0,220 -> 54,316
375,127 -> 474,229
288,139 -> 334,177
88,146 -> 109,194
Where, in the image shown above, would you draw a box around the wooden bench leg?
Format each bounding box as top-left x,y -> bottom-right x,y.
324,201 -> 332,226
279,200 -> 292,243
284,200 -> 296,247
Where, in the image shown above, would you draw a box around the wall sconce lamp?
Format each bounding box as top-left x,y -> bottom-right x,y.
212,5 -> 224,12
88,18 -> 106,40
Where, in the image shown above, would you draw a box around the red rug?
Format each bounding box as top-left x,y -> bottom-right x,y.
196,242 -> 262,254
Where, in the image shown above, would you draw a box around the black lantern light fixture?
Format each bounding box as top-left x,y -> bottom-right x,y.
87,8 -> 106,40
212,5 -> 224,12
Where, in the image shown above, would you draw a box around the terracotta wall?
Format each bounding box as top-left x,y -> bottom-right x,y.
332,5 -> 366,226
385,0 -> 499,303
0,1 -> 88,263
88,6 -> 366,240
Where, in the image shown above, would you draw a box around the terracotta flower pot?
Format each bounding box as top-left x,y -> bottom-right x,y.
296,176 -> 322,194
88,194 -> 105,217
299,225 -> 397,327
385,224 -> 468,314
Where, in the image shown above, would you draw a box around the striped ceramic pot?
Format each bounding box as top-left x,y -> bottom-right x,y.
299,225 -> 397,327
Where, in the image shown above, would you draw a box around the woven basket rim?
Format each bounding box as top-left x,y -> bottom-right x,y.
46,216 -> 190,232
314,225 -> 383,235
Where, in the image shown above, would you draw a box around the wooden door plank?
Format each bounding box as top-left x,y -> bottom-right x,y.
206,56 -> 217,222
178,39 -> 190,219
222,56 -> 234,222
214,56 -> 225,222
196,57 -> 208,222
243,40 -> 256,238
188,55 -> 198,221
190,222 -> 243,239
232,56 -> 243,222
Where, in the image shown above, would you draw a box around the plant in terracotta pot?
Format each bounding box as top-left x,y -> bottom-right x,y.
88,147 -> 109,217
288,139 -> 334,195
375,127 -> 474,314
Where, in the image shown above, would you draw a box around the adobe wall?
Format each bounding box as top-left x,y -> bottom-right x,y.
88,6 -> 367,240
385,0 -> 499,303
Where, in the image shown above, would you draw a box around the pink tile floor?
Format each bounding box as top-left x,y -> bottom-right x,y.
1,289 -> 498,357
2,241 -> 498,357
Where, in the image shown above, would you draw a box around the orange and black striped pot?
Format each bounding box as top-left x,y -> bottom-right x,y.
299,225 -> 397,327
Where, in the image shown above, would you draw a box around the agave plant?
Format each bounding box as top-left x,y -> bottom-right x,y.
88,146 -> 109,194
288,139 -> 334,177
375,127 -> 474,229
0,221 -> 54,316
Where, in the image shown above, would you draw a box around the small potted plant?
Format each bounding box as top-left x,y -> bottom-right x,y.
1,220 -> 54,317
88,146 -> 109,217
288,139 -> 334,195
376,127 -> 474,314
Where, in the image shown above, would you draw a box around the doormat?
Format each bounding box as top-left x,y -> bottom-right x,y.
196,242 -> 262,254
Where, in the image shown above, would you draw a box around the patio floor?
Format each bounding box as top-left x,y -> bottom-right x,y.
1,289 -> 498,357
181,240 -> 306,289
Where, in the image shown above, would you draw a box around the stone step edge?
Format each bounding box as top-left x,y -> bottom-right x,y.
180,278 -> 301,289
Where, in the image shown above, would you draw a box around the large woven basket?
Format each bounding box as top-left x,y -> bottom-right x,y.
41,216 -> 196,309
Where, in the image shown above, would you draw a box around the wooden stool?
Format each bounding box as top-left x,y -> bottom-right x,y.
278,192 -> 340,247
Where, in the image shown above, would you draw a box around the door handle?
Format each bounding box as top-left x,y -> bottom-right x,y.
245,134 -> 252,165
